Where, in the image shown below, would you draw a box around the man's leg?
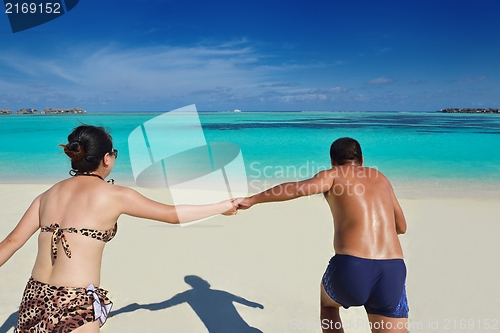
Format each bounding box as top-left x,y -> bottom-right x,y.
367,314 -> 407,333
320,283 -> 344,333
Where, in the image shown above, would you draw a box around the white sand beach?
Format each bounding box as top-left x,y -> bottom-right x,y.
1,184 -> 499,333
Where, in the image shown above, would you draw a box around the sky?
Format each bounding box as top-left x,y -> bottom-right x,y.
1,0 -> 499,112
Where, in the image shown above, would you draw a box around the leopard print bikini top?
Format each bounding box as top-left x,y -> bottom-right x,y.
41,223 -> 118,259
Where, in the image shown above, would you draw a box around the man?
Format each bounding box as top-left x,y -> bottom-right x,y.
238,138 -> 408,333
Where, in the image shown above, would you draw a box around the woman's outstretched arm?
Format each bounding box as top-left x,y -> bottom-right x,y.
116,187 -> 238,224
0,196 -> 41,267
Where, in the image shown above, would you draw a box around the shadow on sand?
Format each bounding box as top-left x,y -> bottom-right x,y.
111,275 -> 264,332
0,311 -> 17,333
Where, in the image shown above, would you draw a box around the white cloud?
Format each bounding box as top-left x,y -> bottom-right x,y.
455,76 -> 487,82
366,77 -> 396,85
269,93 -> 328,103
377,47 -> 392,55
0,42 -> 352,109
255,86 -> 349,104
409,79 -> 427,85
257,82 -> 300,88
0,43 -> 267,107
306,87 -> 349,94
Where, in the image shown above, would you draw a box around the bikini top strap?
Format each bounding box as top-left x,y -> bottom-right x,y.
41,223 -> 118,259
40,224 -> 73,259
75,223 -> 118,242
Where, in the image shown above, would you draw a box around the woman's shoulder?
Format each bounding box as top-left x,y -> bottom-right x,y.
41,177 -> 121,200
106,184 -> 145,204
39,179 -> 69,198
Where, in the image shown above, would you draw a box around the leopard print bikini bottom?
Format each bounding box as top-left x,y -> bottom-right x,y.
15,277 -> 112,333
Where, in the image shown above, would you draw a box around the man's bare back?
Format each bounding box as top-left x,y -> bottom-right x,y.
238,137 -> 409,333
322,165 -> 406,259
238,164 -> 406,257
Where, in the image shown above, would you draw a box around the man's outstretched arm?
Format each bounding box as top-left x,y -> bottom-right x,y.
238,170 -> 335,210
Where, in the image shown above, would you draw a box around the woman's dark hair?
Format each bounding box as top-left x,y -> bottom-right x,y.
329,137 -> 362,165
60,125 -> 113,172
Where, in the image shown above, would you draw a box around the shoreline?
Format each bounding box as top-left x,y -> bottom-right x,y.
1,178 -> 500,200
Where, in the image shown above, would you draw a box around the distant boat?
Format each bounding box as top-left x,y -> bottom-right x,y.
233,109 -> 242,113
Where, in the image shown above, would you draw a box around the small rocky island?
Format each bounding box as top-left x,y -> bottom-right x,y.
440,108 -> 500,113
0,107 -> 86,115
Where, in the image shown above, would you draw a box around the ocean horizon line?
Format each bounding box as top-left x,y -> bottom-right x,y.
0,109 -> 447,115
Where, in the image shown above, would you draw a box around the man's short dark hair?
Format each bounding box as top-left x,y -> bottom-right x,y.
330,137 -> 362,165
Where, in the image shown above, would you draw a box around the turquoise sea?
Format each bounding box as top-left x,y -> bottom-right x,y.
0,111 -> 499,191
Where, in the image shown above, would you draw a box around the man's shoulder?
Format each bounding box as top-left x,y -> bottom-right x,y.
326,165 -> 385,175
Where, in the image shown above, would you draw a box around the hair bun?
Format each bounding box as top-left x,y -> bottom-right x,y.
67,140 -> 81,150
62,125 -> 113,173
60,140 -> 85,162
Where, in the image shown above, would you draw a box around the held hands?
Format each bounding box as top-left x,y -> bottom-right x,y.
235,197 -> 254,210
221,198 -> 239,216
221,197 -> 255,216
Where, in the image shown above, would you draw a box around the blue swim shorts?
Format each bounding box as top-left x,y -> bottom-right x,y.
322,254 -> 409,318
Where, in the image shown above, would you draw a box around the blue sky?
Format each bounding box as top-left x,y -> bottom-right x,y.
1,0 -> 499,111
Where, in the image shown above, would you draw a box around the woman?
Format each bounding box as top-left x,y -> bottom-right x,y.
0,125 -> 237,333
